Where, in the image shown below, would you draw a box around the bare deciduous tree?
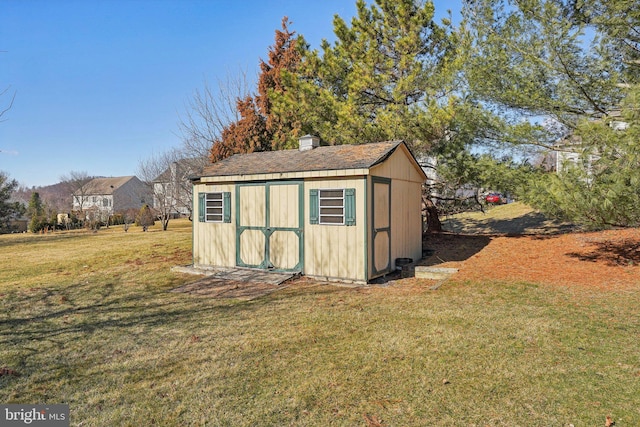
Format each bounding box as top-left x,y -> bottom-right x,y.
178,68 -> 252,160
59,171 -> 92,216
0,86 -> 15,122
138,149 -> 206,230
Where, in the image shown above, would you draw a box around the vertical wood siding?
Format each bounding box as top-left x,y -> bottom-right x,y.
370,147 -> 425,275
192,183 -> 236,268
304,178 -> 366,281
268,184 -> 301,269
239,185 -> 266,227
269,184 -> 299,228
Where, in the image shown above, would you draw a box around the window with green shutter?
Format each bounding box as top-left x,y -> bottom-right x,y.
309,189 -> 319,224
311,188 -> 355,226
199,192 -> 231,223
198,193 -> 205,222
344,188 -> 356,225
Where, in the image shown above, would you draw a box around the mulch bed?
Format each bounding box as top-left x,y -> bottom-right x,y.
421,228 -> 640,289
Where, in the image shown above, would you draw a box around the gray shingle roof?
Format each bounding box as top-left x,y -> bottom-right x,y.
199,141 -> 404,177
82,176 -> 138,195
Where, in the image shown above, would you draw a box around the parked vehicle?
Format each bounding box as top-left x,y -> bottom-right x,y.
485,192 -> 505,204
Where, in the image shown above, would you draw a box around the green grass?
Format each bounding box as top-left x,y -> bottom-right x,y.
1,220 -> 639,426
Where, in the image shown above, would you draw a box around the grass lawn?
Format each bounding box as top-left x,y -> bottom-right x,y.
1,219 -> 639,426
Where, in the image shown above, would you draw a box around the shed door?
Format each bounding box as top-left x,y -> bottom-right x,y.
236,182 -> 303,272
372,177 -> 391,275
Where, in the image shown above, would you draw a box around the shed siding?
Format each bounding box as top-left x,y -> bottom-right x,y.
192,183 -> 236,268
304,178 -> 366,282
270,230 -> 299,269
239,185 -> 265,227
369,145 -> 425,184
269,184 -> 299,228
369,147 -> 425,275
389,179 -> 423,265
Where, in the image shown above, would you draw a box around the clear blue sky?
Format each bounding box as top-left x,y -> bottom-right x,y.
0,0 -> 460,188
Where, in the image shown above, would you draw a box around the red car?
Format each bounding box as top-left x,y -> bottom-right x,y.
485,193 -> 505,204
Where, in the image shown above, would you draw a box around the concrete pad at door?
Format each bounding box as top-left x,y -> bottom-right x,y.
414,266 -> 459,280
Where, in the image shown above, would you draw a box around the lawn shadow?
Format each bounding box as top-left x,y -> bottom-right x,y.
443,211 -> 577,236
0,281 -> 269,372
420,232 -> 492,266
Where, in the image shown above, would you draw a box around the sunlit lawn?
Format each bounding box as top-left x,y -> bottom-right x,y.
1,219 -> 639,426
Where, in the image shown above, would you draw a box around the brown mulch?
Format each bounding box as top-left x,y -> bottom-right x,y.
421,228 -> 640,289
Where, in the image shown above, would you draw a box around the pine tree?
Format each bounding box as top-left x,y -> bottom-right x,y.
0,172 -> 24,233
463,0 -> 640,228
274,0 -> 467,154
27,192 -> 47,233
136,204 -> 155,232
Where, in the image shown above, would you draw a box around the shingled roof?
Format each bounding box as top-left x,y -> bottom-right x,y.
80,176 -> 139,195
199,141 -> 405,178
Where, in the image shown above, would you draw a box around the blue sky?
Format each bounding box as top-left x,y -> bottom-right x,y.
0,0 -> 460,187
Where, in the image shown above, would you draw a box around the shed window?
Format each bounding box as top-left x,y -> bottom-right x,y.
310,188 -> 355,226
198,192 -> 231,223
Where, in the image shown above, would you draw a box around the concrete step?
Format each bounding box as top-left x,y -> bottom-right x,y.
415,266 -> 459,280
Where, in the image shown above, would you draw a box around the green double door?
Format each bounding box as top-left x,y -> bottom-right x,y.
235,182 -> 304,272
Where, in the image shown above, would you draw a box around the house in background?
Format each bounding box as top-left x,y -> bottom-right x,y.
153,158 -> 206,219
191,136 -> 427,284
72,176 -> 151,222
556,112 -> 628,174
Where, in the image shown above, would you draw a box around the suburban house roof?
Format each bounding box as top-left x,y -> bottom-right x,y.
198,141 -> 423,179
153,158 -> 206,183
79,176 -> 140,195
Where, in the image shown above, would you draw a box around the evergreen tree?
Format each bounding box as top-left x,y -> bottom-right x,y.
522,85 -> 640,228
27,192 -> 47,233
275,0 -> 468,154
0,172 -> 24,233
136,204 -> 155,232
270,0 -> 504,229
463,0 -> 640,228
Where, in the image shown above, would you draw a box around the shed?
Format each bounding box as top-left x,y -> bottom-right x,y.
191,137 -> 427,284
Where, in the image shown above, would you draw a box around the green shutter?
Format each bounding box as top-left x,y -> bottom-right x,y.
223,192 -> 231,223
198,193 -> 205,222
345,188 -> 356,226
309,189 -> 319,224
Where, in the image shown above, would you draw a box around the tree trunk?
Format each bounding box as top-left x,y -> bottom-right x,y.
422,194 -> 442,233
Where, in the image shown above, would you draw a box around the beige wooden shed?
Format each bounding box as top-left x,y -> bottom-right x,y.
191,136 -> 427,283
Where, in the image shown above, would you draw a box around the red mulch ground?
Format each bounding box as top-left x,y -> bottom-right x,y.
421,228 -> 640,289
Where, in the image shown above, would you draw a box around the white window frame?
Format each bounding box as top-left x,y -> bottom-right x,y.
204,192 -> 225,223
318,189 -> 345,225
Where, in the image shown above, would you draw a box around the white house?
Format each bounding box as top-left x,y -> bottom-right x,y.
72,176 -> 151,221
556,112 -> 628,174
153,158 -> 205,218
